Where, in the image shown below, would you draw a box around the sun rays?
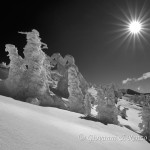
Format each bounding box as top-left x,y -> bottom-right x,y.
110,1 -> 150,51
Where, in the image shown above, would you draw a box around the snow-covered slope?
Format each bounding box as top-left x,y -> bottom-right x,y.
0,96 -> 150,150
117,99 -> 142,133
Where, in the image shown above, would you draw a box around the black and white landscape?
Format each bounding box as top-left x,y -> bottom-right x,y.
0,0 -> 150,150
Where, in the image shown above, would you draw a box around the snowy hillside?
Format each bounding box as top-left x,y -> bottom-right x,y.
117,99 -> 143,133
0,95 -> 150,150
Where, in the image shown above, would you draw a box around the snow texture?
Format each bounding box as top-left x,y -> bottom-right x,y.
0,95 -> 150,150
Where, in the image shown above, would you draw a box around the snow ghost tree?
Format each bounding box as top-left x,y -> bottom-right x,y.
2,29 -> 89,112
1,29 -> 121,121
5,44 -> 24,97
20,30 -> 50,98
96,84 -> 118,124
68,66 -> 84,113
4,30 -> 56,104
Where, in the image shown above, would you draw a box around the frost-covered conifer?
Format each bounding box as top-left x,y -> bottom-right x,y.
3,29 -> 87,110
4,30 -> 53,100
20,29 -> 47,76
96,84 -> 118,124
5,44 -> 23,78
5,44 -> 24,96
68,66 -> 84,113
19,29 -> 54,99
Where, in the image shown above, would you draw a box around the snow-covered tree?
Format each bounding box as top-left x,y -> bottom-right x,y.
21,29 -> 47,75
68,66 -> 84,113
4,30 -> 54,101
96,84 -> 118,124
19,29 -> 59,101
5,44 -> 24,97
118,106 -> 128,120
17,30 -> 45,97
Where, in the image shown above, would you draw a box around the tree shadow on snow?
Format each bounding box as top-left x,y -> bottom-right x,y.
79,116 -> 108,125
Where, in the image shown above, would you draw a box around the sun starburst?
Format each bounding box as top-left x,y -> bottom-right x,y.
110,1 -> 150,51
128,20 -> 142,34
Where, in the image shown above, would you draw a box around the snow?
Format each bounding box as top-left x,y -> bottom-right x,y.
117,99 -> 143,133
0,95 -> 150,150
62,97 -> 69,102
87,86 -> 98,117
91,105 -> 98,116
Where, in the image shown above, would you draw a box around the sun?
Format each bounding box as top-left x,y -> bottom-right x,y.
110,1 -> 150,50
129,21 -> 142,34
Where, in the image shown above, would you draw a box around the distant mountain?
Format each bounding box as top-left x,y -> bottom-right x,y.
120,88 -> 150,97
126,89 -> 141,95
120,89 -> 141,96
143,93 -> 150,95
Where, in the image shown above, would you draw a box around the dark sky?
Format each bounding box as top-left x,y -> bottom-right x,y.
1,0 -> 150,92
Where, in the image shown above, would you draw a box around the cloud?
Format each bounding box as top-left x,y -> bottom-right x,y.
122,72 -> 150,84
137,72 -> 150,81
122,78 -> 133,84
